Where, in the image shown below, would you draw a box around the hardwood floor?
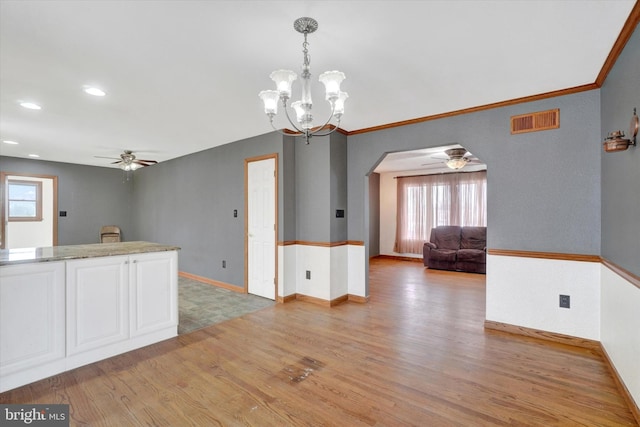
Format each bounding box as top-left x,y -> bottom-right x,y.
1,258 -> 636,426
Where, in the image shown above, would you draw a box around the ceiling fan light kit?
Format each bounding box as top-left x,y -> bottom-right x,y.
259,17 -> 348,144
444,148 -> 471,170
603,108 -> 637,153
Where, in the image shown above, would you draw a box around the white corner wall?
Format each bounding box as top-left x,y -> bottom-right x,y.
601,265 -> 640,406
347,244 -> 366,298
278,243 -> 366,301
486,254 -> 601,340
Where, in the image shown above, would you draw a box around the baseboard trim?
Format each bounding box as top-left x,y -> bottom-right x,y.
295,293 -> 348,307
278,240 -> 365,247
483,320 -> 600,350
279,293 -> 368,306
348,294 -> 370,304
600,344 -> 640,426
485,320 -> 638,424
277,294 -> 297,304
178,271 -> 245,293
373,254 -> 423,263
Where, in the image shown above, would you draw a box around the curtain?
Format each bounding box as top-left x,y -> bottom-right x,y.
394,170 -> 486,254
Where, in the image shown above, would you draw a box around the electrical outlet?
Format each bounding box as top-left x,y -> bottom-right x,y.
222,260 -> 226,268
306,270 -> 311,280
559,294 -> 570,308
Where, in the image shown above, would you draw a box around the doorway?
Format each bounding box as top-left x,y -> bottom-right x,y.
245,154 -> 278,300
1,172 -> 58,249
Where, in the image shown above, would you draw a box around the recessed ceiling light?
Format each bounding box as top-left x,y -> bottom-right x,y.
83,86 -> 106,96
28,154 -> 40,158
2,140 -> 19,145
20,102 -> 42,110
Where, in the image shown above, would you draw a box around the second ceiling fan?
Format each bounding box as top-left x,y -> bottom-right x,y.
96,150 -> 158,171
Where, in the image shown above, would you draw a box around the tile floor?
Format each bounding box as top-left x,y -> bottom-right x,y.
178,276 -> 275,334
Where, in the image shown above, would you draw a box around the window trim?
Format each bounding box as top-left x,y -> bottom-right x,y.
7,179 -> 43,222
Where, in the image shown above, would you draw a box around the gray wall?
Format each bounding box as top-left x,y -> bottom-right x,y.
348,90 -> 602,258
295,134 -> 331,241
130,132 -> 286,288
330,132 -> 348,242
0,156 -> 133,245
600,24 -> 640,277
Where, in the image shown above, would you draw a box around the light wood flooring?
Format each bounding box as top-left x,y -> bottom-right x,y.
1,258 -> 636,426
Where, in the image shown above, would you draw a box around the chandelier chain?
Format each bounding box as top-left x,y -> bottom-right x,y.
302,33 -> 311,71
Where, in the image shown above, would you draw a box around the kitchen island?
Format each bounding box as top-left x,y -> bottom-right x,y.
0,241 -> 180,392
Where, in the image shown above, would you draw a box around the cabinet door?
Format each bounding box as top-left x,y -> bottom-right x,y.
130,251 -> 178,337
67,256 -> 129,355
0,261 -> 65,376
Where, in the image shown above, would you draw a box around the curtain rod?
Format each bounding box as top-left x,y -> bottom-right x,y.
392,169 -> 486,179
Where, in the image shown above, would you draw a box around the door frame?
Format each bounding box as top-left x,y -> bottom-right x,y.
244,153 -> 279,298
0,172 -> 59,250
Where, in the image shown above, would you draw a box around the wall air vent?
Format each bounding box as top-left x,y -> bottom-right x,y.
510,108 -> 560,134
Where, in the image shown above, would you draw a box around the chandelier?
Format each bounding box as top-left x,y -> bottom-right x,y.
259,17 -> 348,144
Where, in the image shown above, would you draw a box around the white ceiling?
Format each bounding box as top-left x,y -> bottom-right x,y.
0,1 -> 636,169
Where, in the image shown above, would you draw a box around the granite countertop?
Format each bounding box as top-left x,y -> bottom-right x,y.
0,241 -> 180,266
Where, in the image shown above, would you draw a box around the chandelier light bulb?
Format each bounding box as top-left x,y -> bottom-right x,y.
319,71 -> 345,101
270,70 -> 297,99
258,90 -> 279,116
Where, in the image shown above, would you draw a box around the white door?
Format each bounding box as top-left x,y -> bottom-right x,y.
247,157 -> 276,300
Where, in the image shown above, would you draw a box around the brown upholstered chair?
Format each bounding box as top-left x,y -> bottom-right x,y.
100,225 -> 121,243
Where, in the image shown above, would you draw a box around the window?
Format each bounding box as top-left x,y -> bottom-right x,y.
7,180 -> 43,221
394,171 -> 486,254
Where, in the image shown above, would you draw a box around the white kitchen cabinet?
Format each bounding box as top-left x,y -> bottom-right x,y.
129,251 -> 178,337
0,243 -> 179,392
66,256 -> 129,356
0,261 -> 66,391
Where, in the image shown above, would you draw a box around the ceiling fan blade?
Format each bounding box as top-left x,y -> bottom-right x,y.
134,160 -> 157,166
94,155 -> 121,160
420,163 -> 449,168
111,160 -> 123,164
135,159 -> 157,164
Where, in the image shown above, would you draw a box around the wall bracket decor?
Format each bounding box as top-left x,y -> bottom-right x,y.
603,108 -> 637,152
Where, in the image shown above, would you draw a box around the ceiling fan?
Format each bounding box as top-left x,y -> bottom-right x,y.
96,150 -> 158,171
429,148 -> 483,170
